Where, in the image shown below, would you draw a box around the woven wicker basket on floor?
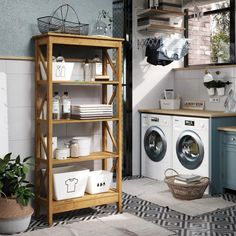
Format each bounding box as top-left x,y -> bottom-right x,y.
164,168 -> 209,200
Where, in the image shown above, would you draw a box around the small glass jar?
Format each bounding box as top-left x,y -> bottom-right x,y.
64,142 -> 71,157
70,140 -> 79,158
55,148 -> 69,160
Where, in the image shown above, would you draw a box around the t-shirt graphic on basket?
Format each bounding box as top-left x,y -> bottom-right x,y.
56,65 -> 65,78
65,178 -> 78,193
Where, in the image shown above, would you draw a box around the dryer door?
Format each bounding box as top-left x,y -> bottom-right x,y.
176,130 -> 204,170
144,126 -> 167,162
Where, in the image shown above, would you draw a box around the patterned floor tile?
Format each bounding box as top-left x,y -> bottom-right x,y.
26,177 -> 236,235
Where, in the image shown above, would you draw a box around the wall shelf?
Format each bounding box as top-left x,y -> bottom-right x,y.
137,8 -> 184,19
138,24 -> 185,33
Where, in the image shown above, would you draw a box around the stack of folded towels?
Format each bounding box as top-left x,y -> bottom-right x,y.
72,104 -> 113,119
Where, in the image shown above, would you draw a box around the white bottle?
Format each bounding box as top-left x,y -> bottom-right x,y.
83,58 -> 90,82
52,92 -> 60,120
61,91 -> 71,119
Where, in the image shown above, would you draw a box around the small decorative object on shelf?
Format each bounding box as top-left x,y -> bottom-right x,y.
93,10 -> 113,36
37,4 -> 89,35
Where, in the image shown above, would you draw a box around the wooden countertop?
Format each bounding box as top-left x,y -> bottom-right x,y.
218,126 -> 236,132
138,109 -> 236,118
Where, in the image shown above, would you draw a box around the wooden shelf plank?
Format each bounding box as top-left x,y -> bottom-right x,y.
37,117 -> 119,124
138,23 -> 185,33
137,8 -> 184,18
37,80 -> 119,85
53,190 -> 118,214
37,189 -> 118,214
39,151 -> 119,164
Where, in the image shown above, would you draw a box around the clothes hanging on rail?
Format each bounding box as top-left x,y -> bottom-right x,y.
144,37 -> 189,66
159,38 -> 189,60
145,38 -> 173,66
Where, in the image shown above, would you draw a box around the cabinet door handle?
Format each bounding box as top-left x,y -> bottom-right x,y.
232,138 -> 235,141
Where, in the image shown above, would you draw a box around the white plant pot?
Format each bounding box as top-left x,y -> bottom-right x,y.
217,87 -> 225,96
207,88 -> 215,96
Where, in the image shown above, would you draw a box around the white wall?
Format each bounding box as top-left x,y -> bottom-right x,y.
132,0 -> 182,175
0,59 -> 112,173
0,72 -> 8,156
174,67 -> 236,111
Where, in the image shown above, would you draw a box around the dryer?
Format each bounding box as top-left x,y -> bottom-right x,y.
141,113 -> 172,180
172,116 -> 210,177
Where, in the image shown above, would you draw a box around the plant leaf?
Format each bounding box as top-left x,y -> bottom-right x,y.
4,153 -> 11,163
16,155 -> 20,164
23,156 -> 31,163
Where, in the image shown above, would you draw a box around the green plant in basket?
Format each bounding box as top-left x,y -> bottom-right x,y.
0,153 -> 34,206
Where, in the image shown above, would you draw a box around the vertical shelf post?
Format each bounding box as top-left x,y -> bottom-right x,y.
46,36 -> 53,226
116,43 -> 123,212
34,41 -> 41,218
102,49 -> 108,170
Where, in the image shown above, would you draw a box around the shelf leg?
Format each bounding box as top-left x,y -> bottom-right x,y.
48,212 -> 53,226
116,200 -> 123,213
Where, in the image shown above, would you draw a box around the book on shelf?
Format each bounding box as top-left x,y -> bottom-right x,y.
175,174 -> 201,183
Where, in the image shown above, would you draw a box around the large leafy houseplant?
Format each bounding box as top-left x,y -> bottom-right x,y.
0,153 -> 34,206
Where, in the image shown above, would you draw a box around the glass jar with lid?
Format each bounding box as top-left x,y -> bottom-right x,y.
70,140 -> 79,158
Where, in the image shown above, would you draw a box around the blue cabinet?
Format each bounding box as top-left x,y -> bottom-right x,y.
220,131 -> 236,191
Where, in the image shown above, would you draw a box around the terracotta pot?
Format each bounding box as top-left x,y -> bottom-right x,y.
0,197 -> 33,234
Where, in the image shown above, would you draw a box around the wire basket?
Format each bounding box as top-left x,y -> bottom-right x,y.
37,4 -> 89,35
164,168 -> 209,200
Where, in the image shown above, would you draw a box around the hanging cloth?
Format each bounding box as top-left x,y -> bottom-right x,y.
159,38 -> 189,60
145,38 -> 173,66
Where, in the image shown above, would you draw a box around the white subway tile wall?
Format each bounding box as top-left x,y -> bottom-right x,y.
0,72 -> 8,156
174,67 -> 236,111
2,59 -> 108,175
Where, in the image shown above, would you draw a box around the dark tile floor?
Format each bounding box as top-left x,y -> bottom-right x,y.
27,179 -> 236,236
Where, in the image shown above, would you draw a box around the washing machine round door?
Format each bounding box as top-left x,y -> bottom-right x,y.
144,126 -> 167,162
176,130 -> 204,170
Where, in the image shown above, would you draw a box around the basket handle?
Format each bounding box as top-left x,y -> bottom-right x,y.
49,4 -> 80,25
164,168 -> 179,177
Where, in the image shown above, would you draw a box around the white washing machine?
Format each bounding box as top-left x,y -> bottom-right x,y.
172,116 -> 210,177
141,113 -> 172,180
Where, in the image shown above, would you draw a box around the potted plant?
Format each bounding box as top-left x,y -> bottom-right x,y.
0,153 -> 34,234
215,80 -> 231,96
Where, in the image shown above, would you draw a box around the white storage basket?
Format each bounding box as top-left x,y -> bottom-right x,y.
40,62 -> 74,81
42,166 -> 89,200
160,99 -> 180,110
86,170 -> 113,194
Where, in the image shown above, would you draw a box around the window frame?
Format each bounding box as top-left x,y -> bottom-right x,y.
184,0 -> 235,67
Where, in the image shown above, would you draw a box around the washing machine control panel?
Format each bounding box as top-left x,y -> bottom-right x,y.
173,116 -> 209,131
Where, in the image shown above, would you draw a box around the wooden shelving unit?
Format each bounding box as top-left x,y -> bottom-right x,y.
33,33 -> 123,226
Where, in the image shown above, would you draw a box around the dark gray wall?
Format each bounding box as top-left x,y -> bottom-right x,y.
0,0 -> 112,57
